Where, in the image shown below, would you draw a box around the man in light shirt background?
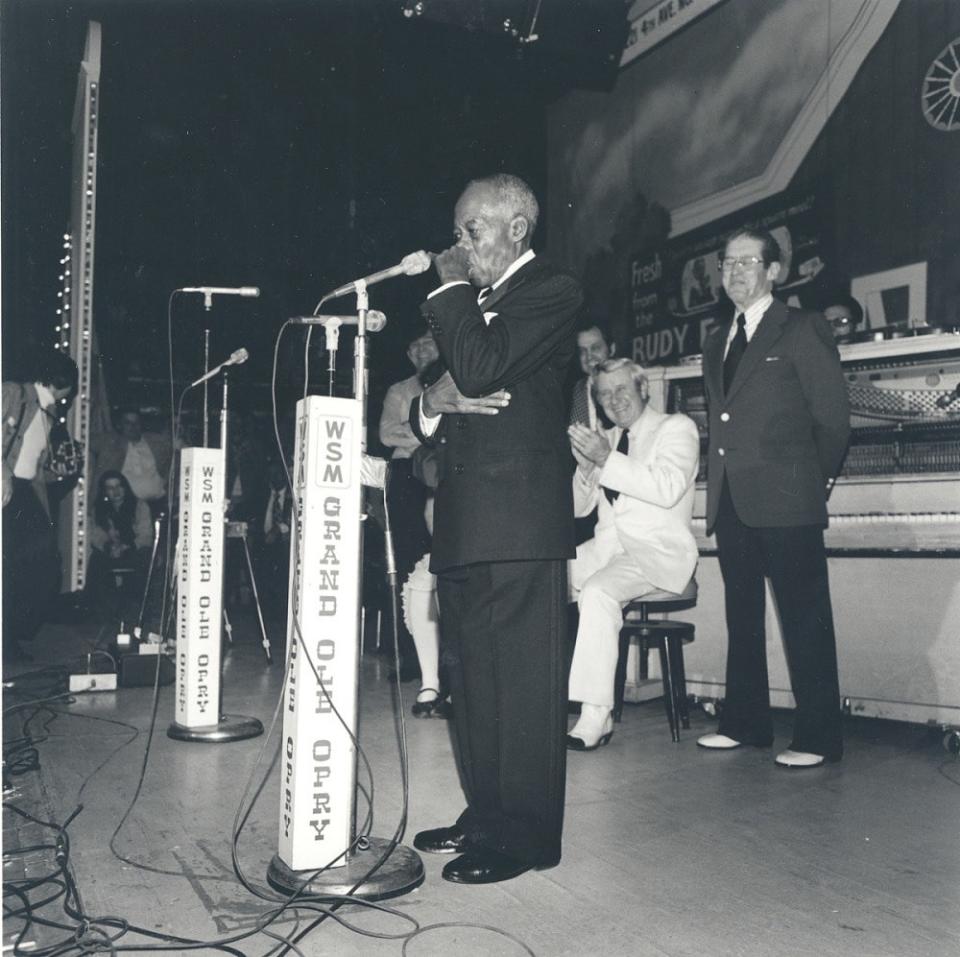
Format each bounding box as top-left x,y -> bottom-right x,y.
378,323 -> 441,682
2,350 -> 78,663
93,407 -> 172,519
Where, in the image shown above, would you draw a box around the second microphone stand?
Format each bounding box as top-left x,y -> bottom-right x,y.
168,372 -> 264,743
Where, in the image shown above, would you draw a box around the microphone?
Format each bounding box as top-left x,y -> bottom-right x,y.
178,286 -> 260,310
326,251 -> 432,300
190,348 -> 249,387
936,383 -> 960,409
290,311 -> 387,332
179,286 -> 260,297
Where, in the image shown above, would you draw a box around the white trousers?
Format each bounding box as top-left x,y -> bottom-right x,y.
401,552 -> 440,693
568,536 -> 653,708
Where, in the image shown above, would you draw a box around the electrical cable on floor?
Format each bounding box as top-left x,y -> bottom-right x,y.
5,330 -> 411,955
401,921 -> 539,957
3,314 -> 536,956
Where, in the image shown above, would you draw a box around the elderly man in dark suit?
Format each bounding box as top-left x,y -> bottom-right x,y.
410,173 -> 582,884
697,228 -> 850,768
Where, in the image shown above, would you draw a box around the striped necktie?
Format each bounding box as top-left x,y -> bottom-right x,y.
570,378 -> 590,426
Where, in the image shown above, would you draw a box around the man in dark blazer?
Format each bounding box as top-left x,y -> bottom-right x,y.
409,174 -> 583,883
696,228 -> 850,768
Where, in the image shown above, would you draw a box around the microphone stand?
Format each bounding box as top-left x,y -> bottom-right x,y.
353,281 -> 369,447
267,278 -> 423,900
203,329 -> 210,446
168,371 -> 264,743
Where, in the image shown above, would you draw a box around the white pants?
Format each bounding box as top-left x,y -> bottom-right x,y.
401,552 -> 440,693
568,537 -> 654,708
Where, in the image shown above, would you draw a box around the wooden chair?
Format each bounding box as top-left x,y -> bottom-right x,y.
613,578 -> 697,741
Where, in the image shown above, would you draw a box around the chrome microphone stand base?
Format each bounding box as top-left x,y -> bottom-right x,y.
167,714 -> 263,743
266,838 -> 424,902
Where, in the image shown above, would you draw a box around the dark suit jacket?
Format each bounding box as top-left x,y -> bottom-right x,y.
702,298 -> 850,533
412,256 -> 583,573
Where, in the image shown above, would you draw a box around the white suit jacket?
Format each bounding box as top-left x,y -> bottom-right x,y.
573,407 -> 700,595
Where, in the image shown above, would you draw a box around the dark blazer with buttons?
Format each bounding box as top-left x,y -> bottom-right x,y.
702,298 -> 850,534
411,256 -> 583,574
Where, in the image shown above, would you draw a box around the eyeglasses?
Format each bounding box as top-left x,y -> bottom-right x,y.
719,256 -> 766,272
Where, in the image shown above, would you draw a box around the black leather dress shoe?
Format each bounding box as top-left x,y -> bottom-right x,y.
411,691 -> 451,719
412,824 -> 467,854
441,848 -> 533,885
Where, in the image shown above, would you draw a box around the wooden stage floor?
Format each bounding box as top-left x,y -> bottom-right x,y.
3,612 -> 958,956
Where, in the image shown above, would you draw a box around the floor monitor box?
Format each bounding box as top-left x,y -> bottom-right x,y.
118,651 -> 175,688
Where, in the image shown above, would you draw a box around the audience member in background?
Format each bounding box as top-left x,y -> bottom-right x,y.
566,359 -> 699,750
823,294 -> 865,345
93,407 -> 172,519
86,470 -> 153,622
569,323 -> 615,552
378,323 -> 439,682
399,353 -> 450,716
402,495 -> 450,718
225,411 -> 269,607
569,323 -> 615,429
261,459 -> 292,621
2,350 -> 79,662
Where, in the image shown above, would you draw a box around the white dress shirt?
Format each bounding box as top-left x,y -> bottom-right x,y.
13,383 -> 56,479
379,373 -> 425,459
723,292 -> 773,358
122,439 -> 165,501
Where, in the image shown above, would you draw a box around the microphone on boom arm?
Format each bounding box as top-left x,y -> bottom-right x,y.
325,251 -> 433,300
290,311 -> 387,332
190,348 -> 250,388
178,286 -> 260,310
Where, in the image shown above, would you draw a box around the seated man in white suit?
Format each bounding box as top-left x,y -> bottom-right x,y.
566,358 -> 700,751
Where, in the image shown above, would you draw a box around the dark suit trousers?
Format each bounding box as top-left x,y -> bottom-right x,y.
437,558 -> 567,866
3,479 -> 59,651
715,482 -> 843,760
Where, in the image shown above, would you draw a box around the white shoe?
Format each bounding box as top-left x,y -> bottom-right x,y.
567,704 -> 614,751
775,749 -> 825,768
697,733 -> 742,750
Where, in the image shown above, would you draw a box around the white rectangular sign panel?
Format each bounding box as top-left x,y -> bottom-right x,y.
622,0 -> 726,66
175,447 -> 226,728
279,396 -> 363,871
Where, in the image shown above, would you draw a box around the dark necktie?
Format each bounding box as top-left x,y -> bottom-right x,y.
603,429 -> 630,504
570,378 -> 590,426
723,314 -> 747,393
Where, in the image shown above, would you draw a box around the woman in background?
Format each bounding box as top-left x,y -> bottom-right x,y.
87,470 -> 153,621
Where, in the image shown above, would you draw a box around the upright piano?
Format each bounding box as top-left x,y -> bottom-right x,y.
638,331 -> 960,728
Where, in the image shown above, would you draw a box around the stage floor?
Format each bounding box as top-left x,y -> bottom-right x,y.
3,611 -> 959,957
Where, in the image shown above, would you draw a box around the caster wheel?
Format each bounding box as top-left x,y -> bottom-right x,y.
943,730 -> 960,755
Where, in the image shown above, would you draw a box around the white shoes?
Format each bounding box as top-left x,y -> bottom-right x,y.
696,732 -> 742,750
698,734 -> 828,767
567,704 -> 614,751
775,749 -> 825,768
